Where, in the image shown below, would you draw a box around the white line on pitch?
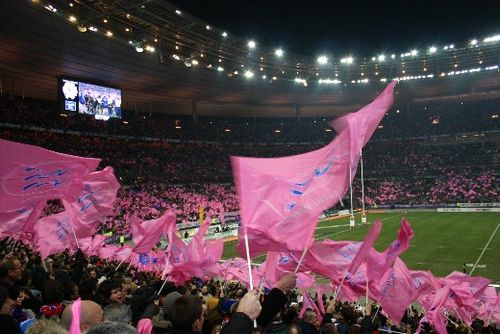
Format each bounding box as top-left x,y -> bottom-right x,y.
469,221 -> 500,275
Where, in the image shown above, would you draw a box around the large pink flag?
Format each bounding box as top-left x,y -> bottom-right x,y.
408,270 -> 440,302
64,167 -> 120,226
132,211 -> 176,254
35,212 -> 77,259
0,139 -> 100,211
366,218 -> 414,281
369,258 -> 414,324
232,83 -> 396,257
347,220 -> 382,275
417,286 -> 450,334
477,287 -> 497,322
297,240 -> 362,282
0,200 -> 45,242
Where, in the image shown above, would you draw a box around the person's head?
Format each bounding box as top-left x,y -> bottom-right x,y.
42,279 -> 65,304
163,291 -> 181,320
96,278 -> 124,305
61,300 -> 104,333
0,285 -> 16,316
86,321 -> 137,334
103,303 -> 132,324
304,309 -> 318,325
170,295 -> 204,332
25,318 -> 68,334
0,258 -> 23,283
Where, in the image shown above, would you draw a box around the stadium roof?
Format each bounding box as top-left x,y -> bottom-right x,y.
0,1 -> 499,117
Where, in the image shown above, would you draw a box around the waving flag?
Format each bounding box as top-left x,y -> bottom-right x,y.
233,82 -> 396,257
35,212 -> 77,259
295,240 -> 362,282
79,235 -> 107,257
367,218 -> 414,281
0,200 -> 45,242
299,289 -> 323,324
0,139 -> 100,211
370,258 -> 414,324
347,220 -> 382,275
131,211 -> 176,254
64,167 -> 120,226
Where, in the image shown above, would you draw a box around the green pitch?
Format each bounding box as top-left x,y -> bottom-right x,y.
222,212 -> 500,283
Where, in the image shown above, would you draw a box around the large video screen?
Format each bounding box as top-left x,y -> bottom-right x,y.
59,77 -> 122,120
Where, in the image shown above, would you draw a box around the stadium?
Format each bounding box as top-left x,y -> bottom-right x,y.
0,1 -> 499,334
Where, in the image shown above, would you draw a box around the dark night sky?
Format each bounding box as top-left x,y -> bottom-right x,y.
168,0 -> 500,57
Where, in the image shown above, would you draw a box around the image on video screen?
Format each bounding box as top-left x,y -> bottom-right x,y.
78,82 -> 122,120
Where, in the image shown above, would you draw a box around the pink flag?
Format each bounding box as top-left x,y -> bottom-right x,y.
137,319 -> 153,334
0,139 -> 100,211
317,286 -> 327,315
79,235 -> 107,257
370,258 -> 414,324
477,287 -> 497,322
409,270 -> 440,302
0,200 -> 45,242
300,240 -> 362,282
417,287 -> 450,334
132,211 -> 176,254
232,83 -> 396,257
69,298 -> 82,334
347,220 -> 382,275
35,212 -> 77,259
64,167 -> 120,225
367,218 -> 414,281
299,289 -> 323,324
98,244 -> 119,260
331,81 -> 397,167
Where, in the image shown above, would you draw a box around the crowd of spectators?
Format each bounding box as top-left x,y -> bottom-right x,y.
1,95 -> 498,144
0,243 -> 497,334
0,95 -> 499,333
1,93 -> 499,235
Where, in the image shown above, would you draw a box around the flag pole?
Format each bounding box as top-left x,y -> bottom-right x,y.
243,233 -> 258,328
10,239 -> 18,253
333,273 -> 348,303
69,223 -> 81,250
294,247 -> 308,273
365,277 -> 369,307
360,149 -> 367,226
243,233 -> 254,290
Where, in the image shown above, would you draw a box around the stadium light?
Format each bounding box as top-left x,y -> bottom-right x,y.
411,49 -> 418,56
470,39 -> 478,45
317,55 -> 328,65
378,54 -> 386,62
483,35 -> 500,43
244,70 -> 254,78
247,40 -> 256,49
340,57 -> 353,64
222,32 -> 228,37
275,48 -> 284,57
217,66 -> 224,72
428,46 -> 437,54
